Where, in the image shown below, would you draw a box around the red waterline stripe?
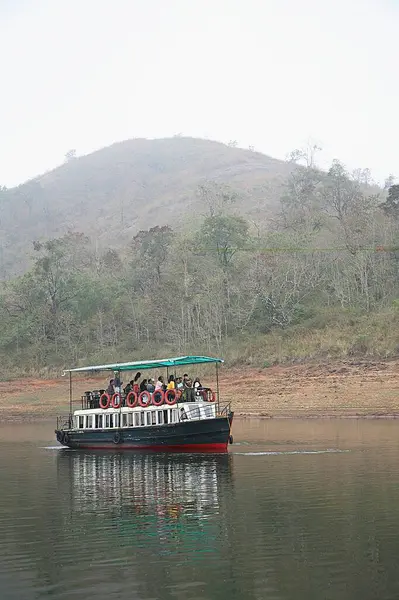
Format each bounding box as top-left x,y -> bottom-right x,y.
71,443 -> 228,453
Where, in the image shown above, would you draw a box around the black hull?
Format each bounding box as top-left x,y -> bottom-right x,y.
56,414 -> 234,453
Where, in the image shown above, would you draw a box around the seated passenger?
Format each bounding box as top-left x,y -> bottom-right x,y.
124,380 -> 134,395
193,378 -> 202,391
147,378 -> 155,393
140,378 -> 148,393
176,377 -> 184,390
155,375 -> 164,390
167,375 -> 175,390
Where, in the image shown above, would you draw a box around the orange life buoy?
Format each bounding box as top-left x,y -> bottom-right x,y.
126,391 -> 138,408
138,391 -> 152,407
111,392 -> 122,408
152,389 -> 165,406
99,393 -> 110,409
165,389 -> 177,405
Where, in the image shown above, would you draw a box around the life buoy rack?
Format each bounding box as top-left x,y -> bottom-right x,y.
138,391 -> 152,407
126,391 -> 138,408
111,392 -> 122,409
99,393 -> 111,409
164,389 -> 177,405
152,389 -> 165,406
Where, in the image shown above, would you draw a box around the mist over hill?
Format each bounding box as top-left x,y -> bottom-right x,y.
0,137 -> 294,278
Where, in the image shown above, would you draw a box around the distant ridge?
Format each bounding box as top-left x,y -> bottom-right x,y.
0,137 -> 294,277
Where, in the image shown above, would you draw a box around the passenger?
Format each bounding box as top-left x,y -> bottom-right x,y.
133,372 -> 141,394
106,379 -> 115,395
147,378 -> 155,393
193,378 -> 202,398
176,377 -> 184,390
124,380 -> 134,394
114,373 -> 122,393
166,375 -> 175,390
139,378 -> 148,393
183,374 -> 191,388
155,375 -> 164,390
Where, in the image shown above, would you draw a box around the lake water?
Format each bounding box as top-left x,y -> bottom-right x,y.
1,419 -> 399,600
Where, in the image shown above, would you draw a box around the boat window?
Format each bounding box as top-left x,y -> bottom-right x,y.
163,409 -> 168,424
122,413 -> 128,427
140,412 -> 145,426
151,411 -> 156,425
128,412 -> 134,426
134,412 -> 140,427
157,411 -> 163,425
95,414 -> 102,429
113,414 -> 119,428
105,414 -> 111,428
78,415 -> 84,429
146,412 -> 151,426
86,415 -> 93,428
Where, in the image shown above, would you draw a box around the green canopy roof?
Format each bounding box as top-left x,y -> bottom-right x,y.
65,355 -> 223,374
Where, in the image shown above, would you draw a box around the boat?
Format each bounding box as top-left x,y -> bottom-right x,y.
55,355 -> 234,452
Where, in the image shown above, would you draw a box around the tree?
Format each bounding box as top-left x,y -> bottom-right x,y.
132,225 -> 173,282
32,233 -> 90,341
201,215 -> 249,270
287,142 -> 322,168
197,182 -> 238,218
280,165 -> 324,233
380,185 -> 399,220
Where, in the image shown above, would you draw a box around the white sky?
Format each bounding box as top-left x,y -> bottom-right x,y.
0,0 -> 398,187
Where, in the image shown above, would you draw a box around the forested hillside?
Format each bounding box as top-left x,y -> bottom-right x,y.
0,137 -> 292,278
1,146 -> 398,377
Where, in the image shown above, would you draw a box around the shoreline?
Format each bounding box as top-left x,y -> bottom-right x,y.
2,359 -> 399,423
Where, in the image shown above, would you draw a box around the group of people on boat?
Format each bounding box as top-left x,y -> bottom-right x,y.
112,373 -> 204,396
93,372 -> 210,407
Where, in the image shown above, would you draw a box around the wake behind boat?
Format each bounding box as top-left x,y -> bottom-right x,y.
55,355 -> 234,452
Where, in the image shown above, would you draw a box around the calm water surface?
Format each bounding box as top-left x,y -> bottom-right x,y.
1,419 -> 399,600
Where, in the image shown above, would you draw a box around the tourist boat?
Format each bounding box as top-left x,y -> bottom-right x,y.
55,355 -> 234,452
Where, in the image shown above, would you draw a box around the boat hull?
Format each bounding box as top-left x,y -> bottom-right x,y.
55,414 -> 233,453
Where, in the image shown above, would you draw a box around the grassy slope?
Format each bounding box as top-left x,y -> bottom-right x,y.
226,308 -> 399,367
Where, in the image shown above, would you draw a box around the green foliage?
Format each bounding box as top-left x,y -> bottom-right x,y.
201,215 -> 249,269
0,156 -> 398,376
380,185 -> 399,220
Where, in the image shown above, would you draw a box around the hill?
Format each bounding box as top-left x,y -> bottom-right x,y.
0,137 -> 294,278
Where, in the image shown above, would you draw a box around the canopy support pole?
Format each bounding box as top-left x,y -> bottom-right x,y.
69,371 -> 72,428
216,362 -> 220,414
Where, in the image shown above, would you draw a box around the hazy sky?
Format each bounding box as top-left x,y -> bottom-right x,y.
0,0 -> 398,187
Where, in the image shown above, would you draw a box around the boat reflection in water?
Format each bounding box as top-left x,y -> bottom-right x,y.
57,450 -> 233,561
